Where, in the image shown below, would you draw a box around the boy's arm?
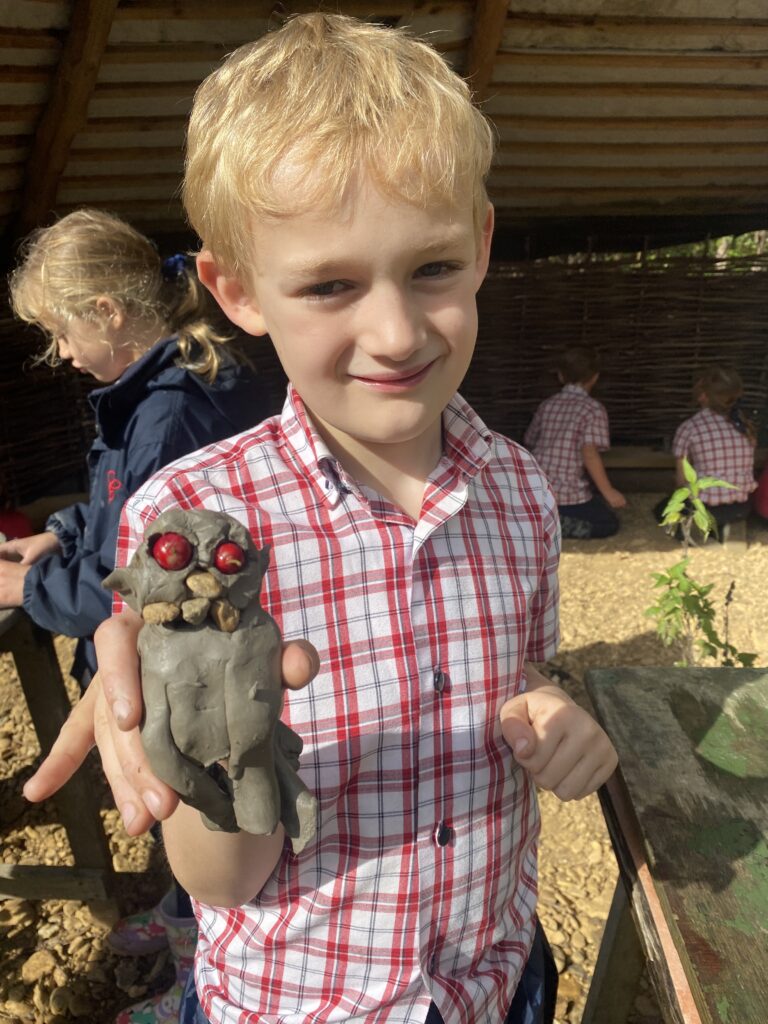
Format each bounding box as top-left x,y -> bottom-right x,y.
674,456 -> 687,488
582,444 -> 626,509
500,661 -> 618,801
162,801 -> 285,908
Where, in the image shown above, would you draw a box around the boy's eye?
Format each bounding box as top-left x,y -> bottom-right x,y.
304,280 -> 348,298
415,261 -> 461,279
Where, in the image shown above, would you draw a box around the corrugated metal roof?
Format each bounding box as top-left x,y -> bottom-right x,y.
2,0 -> 767,247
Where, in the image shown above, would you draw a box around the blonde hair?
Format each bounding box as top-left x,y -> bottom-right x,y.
184,12 -> 495,276
694,364 -> 755,442
9,209 -> 231,379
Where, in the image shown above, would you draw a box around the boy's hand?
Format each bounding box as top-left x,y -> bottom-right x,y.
500,685 -> 617,801
603,487 -> 627,509
23,608 -> 320,836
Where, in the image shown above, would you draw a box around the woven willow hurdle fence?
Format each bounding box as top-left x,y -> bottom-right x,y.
466,252 -> 768,448
1,252 -> 767,505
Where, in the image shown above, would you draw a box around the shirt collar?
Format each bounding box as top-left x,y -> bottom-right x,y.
279,384 -> 494,508
562,383 -> 588,396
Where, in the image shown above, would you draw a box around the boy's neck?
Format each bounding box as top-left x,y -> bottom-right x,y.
314,418 -> 444,521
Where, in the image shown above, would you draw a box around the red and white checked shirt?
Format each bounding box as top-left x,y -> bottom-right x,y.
117,385 -> 560,1024
523,385 -> 610,505
673,408 -> 756,505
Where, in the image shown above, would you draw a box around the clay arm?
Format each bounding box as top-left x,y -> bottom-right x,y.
140,670 -> 238,833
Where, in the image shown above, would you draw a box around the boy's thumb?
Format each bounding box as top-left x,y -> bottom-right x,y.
500,696 -> 537,759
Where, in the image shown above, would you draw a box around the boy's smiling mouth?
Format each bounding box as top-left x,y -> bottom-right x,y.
350,360 -> 436,390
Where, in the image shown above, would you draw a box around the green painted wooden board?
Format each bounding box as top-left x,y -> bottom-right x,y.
586,667 -> 768,1024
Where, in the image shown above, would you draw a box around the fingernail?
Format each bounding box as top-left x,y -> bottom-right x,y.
514,739 -> 530,755
121,803 -> 137,828
144,791 -> 163,818
112,698 -> 131,725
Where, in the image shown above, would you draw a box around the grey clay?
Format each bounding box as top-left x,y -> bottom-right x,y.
104,508 -> 317,854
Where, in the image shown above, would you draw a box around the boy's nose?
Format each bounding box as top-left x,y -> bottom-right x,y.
357,286 -> 424,359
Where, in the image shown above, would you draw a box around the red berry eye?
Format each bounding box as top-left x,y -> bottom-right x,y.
151,532 -> 193,571
214,541 -> 245,575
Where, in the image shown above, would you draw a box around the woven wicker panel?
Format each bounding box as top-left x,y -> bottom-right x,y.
2,253 -> 767,505
0,282 -> 95,507
467,253 -> 768,447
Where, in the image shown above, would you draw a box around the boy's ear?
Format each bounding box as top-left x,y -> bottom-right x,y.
474,203 -> 494,291
196,250 -> 268,337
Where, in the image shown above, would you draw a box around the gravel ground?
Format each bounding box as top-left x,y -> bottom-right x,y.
1,492 -> 766,1023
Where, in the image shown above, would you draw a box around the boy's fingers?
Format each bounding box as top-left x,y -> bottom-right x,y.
94,610 -> 143,730
281,639 -> 320,690
499,696 -> 537,758
93,690 -> 179,831
23,683 -> 98,803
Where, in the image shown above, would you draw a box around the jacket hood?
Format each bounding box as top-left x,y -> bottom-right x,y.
90,336 -> 264,447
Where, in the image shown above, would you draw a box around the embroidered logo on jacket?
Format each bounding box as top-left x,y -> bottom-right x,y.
107,470 -> 123,504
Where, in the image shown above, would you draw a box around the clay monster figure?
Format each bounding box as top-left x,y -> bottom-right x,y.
104,508 -> 317,854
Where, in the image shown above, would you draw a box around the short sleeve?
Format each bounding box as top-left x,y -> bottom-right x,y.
582,402 -> 610,450
525,483 -> 560,662
672,419 -> 693,459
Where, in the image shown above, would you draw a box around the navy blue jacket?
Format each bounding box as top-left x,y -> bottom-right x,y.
22,337 -> 266,685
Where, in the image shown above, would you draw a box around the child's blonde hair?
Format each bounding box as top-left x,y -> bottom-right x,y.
183,12 -> 495,276
694,364 -> 755,441
9,209 -> 230,379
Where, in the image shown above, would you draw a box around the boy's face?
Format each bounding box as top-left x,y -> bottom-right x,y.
200,177 -> 493,473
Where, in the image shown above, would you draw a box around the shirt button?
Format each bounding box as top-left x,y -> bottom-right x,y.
433,668 -> 446,692
435,821 -> 454,847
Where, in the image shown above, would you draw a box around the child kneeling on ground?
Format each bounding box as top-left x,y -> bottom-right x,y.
24,15 -> 618,1024
525,345 -> 626,539
655,364 -> 756,538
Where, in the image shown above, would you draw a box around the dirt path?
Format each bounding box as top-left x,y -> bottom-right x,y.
1,493 -> 766,1023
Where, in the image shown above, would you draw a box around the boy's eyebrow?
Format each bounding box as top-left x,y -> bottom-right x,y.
281,228 -> 472,281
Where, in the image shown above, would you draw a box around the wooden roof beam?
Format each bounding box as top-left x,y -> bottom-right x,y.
15,0 -> 119,237
465,0 -> 509,102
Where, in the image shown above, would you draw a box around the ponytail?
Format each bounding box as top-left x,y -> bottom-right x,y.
160,253 -> 232,380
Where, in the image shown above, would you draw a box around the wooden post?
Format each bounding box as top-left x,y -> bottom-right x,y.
15,0 -> 119,235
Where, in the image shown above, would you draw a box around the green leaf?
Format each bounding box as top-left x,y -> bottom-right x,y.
682,457 -> 697,487
697,476 -> 736,491
693,508 -> 712,534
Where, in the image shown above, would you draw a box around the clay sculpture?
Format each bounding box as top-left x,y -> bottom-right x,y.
104,508 -> 316,854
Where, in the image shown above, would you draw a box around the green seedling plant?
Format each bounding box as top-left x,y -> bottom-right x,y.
646,458 -> 757,668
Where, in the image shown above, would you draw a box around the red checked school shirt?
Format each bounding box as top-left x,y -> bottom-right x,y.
673,408 -> 756,505
117,386 -> 560,1024
524,384 -> 610,505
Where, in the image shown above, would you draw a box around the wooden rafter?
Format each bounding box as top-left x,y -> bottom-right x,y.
15,0 -> 119,236
465,0 -> 509,102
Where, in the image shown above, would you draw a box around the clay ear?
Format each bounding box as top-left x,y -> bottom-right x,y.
103,567 -> 140,612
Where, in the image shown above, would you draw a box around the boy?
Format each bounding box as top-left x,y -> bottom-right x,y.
524,346 -> 626,539
25,15 -> 617,1024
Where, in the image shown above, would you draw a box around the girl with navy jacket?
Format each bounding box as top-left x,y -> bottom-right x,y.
1,210 -> 265,687
1,209 -> 267,1023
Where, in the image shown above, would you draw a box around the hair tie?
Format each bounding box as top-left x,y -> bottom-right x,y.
162,253 -> 188,282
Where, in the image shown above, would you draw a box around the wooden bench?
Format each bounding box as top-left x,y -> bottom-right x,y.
0,608 -> 119,919
583,667 -> 768,1024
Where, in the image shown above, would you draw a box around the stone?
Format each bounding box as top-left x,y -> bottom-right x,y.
20,950 -> 56,985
